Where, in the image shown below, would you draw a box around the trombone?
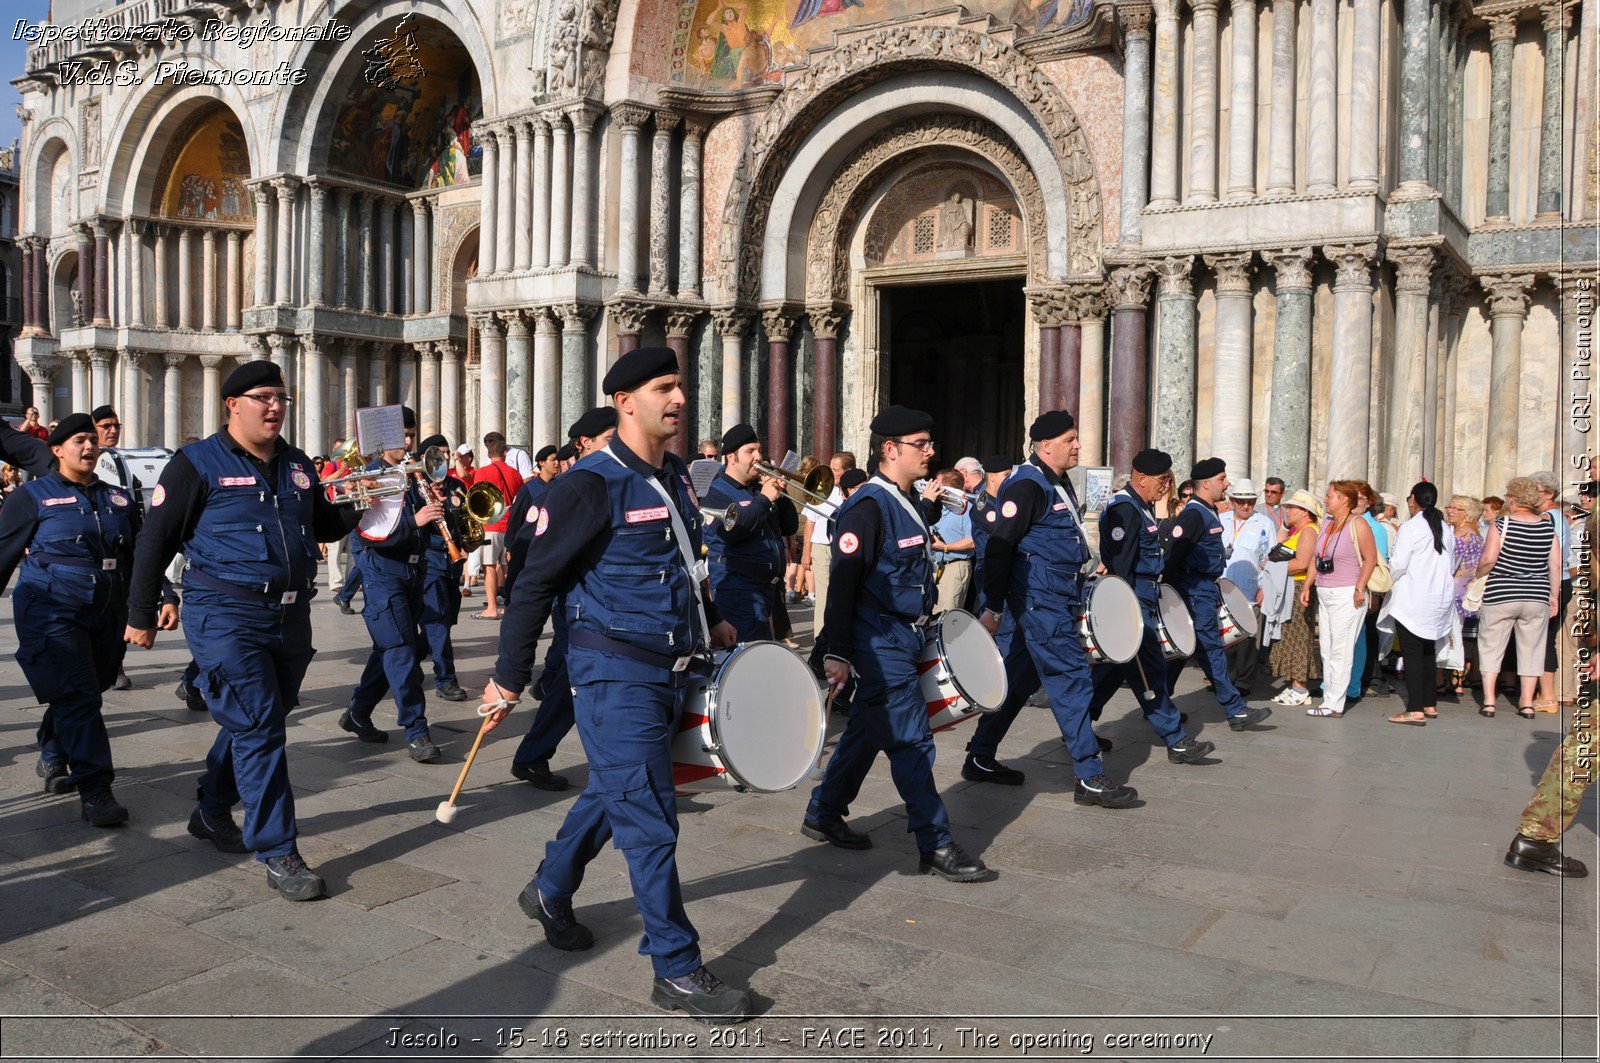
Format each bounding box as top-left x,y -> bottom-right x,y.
321,441 -> 452,510
752,460 -> 835,506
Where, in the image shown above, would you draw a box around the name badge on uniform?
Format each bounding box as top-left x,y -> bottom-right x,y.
1147,525 -> 1158,533
280,591 -> 298,604
1052,501 -> 1070,512
101,559 -> 117,570
110,492 -> 129,507
219,476 -> 255,487
42,497 -> 76,507
408,554 -> 420,564
625,506 -> 669,524
897,534 -> 925,549
1210,527 -> 1223,535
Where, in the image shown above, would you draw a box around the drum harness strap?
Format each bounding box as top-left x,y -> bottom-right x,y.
1061,482 -> 1158,701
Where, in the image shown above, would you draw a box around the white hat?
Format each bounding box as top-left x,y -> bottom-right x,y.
1227,478 -> 1258,499
456,443 -> 473,456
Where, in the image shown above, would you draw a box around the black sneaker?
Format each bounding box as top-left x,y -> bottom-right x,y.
435,680 -> 469,702
1073,774 -> 1138,809
1228,707 -> 1272,731
80,789 -> 129,827
919,842 -> 989,882
517,875 -> 594,950
1097,735 -> 1114,753
338,709 -> 388,743
188,806 -> 248,854
650,965 -> 752,1024
265,851 -> 326,901
408,731 -> 442,763
961,754 -> 1025,785
176,681 -> 209,713
1166,738 -> 1217,764
336,600 -> 356,615
112,670 -> 132,691
510,761 -> 570,791
36,757 -> 74,794
800,816 -> 872,850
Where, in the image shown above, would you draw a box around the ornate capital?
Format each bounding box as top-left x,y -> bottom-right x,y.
1542,1 -> 1572,32
252,183 -> 273,208
1151,256 -> 1194,298
1389,246 -> 1437,294
163,352 -> 187,369
200,354 -> 226,370
469,311 -> 504,336
1263,247 -> 1315,292
410,197 -> 430,218
1204,251 -> 1254,294
566,102 -> 601,132
665,308 -> 702,338
270,175 -> 299,199
265,332 -> 292,357
1118,1 -> 1153,37
530,306 -> 560,334
1488,11 -> 1519,40
611,103 -> 651,132
653,110 -> 682,137
304,178 -> 328,202
1110,263 -> 1157,307
1482,272 -> 1536,318
18,356 -> 62,381
1025,287 -> 1068,326
806,306 -> 845,339
609,299 -> 652,334
712,308 -> 752,338
244,334 -> 270,360
1062,280 -> 1108,322
119,347 -> 145,369
1189,0 -> 1221,13
499,309 -> 529,337
761,307 -> 800,341
1558,273 -> 1598,320
436,339 -> 461,361
89,350 -> 115,369
557,303 -> 596,331
682,116 -> 712,141
1326,241 -> 1378,291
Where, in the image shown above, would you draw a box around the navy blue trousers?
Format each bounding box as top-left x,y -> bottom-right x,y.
418,567 -> 461,688
1166,581 -> 1248,718
15,583 -> 124,798
350,572 -> 430,741
1087,585 -> 1186,745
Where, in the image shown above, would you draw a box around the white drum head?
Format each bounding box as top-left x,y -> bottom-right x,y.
1158,584 -> 1197,657
935,609 -> 1008,712
707,642 -> 826,793
1218,578 -> 1260,637
1088,576 -> 1144,664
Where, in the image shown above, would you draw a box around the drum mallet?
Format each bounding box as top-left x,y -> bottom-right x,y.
1130,655 -> 1157,702
435,702 -> 500,825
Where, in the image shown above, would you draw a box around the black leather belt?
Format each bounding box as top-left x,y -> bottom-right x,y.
567,628 -> 716,676
185,567 -> 313,604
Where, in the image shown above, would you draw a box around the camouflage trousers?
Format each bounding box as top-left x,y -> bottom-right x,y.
1518,705 -> 1599,842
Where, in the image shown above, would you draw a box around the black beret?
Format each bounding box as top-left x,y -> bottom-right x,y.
48,412 -> 95,446
869,405 -> 934,437
555,443 -> 577,462
1132,448 -> 1173,476
90,405 -> 117,424
535,444 -> 559,463
1029,410 -> 1076,441
1190,456 -> 1227,481
838,469 -> 869,491
719,423 -> 759,454
982,454 -> 1014,475
602,346 -> 679,396
418,434 -> 447,454
221,359 -> 284,400
567,406 -> 618,441
402,406 -> 417,430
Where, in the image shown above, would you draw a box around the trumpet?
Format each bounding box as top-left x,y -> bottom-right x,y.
917,480 -> 980,514
753,460 -> 835,506
700,503 -> 739,530
322,442 -> 452,511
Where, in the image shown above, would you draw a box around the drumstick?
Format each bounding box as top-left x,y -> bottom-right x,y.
435,714 -> 494,825
1130,653 -> 1156,701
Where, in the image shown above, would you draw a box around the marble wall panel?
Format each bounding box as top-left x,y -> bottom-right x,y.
1308,266 -> 1336,487
1038,54 -> 1126,248
1452,305 -> 1491,498
1251,282 -> 1277,477
1195,281 -> 1216,456
1462,38 -> 1490,226
698,115 -> 758,291
1520,293 -> 1560,473
621,0 -> 682,89
1509,25 -> 1546,225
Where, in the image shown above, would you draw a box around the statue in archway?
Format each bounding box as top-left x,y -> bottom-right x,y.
937,190 -> 973,254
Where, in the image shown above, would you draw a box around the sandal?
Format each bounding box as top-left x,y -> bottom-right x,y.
1422,708 -> 1439,719
1479,706 -> 1496,718
1388,713 -> 1427,726
1517,706 -> 1537,719
1306,706 -> 1344,718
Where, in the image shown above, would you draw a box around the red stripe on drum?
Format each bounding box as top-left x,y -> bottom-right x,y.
673,763 -> 725,787
925,694 -> 961,716
677,712 -> 711,732
917,658 -> 941,675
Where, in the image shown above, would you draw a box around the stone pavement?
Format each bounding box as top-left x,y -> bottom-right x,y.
0,591 -> 1595,1061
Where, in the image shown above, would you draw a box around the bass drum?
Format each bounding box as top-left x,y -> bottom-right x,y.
1156,584 -> 1198,661
1217,577 -> 1260,648
673,642 -> 826,794
1079,575 -> 1144,664
920,609 -> 1009,733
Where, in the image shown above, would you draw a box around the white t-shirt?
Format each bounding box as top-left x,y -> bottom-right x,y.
505,447 -> 535,479
806,488 -> 842,545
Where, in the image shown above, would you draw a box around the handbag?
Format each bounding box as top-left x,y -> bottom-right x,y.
1462,575 -> 1487,613
1353,519 -> 1392,593
1437,611 -> 1465,672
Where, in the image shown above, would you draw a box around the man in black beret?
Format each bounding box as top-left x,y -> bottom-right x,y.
968,411 -> 1143,805
805,405 -> 989,883
566,406 -> 618,459
1164,457 -> 1269,731
969,454 -> 1015,605
125,358 -> 360,901
481,345 -> 750,1020
413,434 -> 472,704
700,424 -> 799,643
90,404 -> 142,689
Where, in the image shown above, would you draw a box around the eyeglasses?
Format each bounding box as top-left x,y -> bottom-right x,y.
97,422 -> 122,431
237,391 -> 293,409
891,438 -> 937,453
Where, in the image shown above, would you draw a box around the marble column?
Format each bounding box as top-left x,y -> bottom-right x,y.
1574,0 -> 1598,222
478,128 -> 499,275
375,198 -> 393,314
1262,247 -> 1314,486
1266,0 -> 1298,194
1205,252 -> 1255,473
513,120 -> 533,272
298,335 -> 325,453
420,343 -> 441,439
1119,4 -> 1154,241
1152,256 -> 1196,471
305,181 -> 327,306
1448,24 -> 1464,206
678,119 -> 707,299
1149,0 -> 1183,208
175,228 -> 194,330
610,300 -> 648,355
1537,3 -> 1570,218
613,104 -> 649,293
503,310 -> 533,447
648,112 -> 680,299
397,346 -> 418,412
358,194 -> 375,313
21,358 -> 59,422
1481,273 -> 1533,491
549,116 -> 571,267
161,354 -> 183,448
1108,266 -> 1155,471
200,355 -> 224,434
1397,0 -> 1433,190
1325,242 -> 1377,478
272,178 -> 295,305
339,343 -> 359,438
368,341 -> 389,407
558,304 -> 595,430
152,228 -> 170,328
1226,0 -> 1259,199
201,230 -> 218,331
1485,14 -> 1517,221
122,223 -> 144,328
1427,0 -> 1443,186
93,223 -> 111,325
465,362 -> 482,450
333,187 -> 351,308
475,313 -> 506,435
18,237 -> 34,332
121,349 -> 144,446
252,184 -> 273,307
439,340 -> 462,446
1561,275 -> 1597,470
665,309 -> 700,455
1031,290 -> 1061,412
532,309 -> 561,448
1188,0 -> 1222,204
70,352 -> 89,411
1348,0 -> 1381,189
411,199 -> 431,313
712,309 -> 750,433
1388,247 -> 1435,489
74,226 -> 94,325
225,231 -> 242,329
1307,0 -> 1338,192
1079,298 -> 1109,464
496,124 -> 516,275
30,239 -> 47,333
569,107 -> 598,270
808,308 -> 843,460
763,308 -> 799,455
89,351 -> 112,408
530,117 -> 552,271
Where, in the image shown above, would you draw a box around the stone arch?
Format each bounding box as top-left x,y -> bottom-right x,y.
718,24 -> 1104,305
27,125 -> 75,235
804,115 -> 1049,306
98,77 -> 262,219
446,225 -> 481,314
50,246 -> 80,334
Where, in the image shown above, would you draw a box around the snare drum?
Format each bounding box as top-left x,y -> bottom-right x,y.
919,609 -> 1009,732
1216,577 -> 1260,648
672,641 -> 827,794
1076,575 -> 1144,664
1156,583 -> 1197,661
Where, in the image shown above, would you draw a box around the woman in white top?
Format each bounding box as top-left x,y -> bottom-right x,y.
1383,482 -> 1457,725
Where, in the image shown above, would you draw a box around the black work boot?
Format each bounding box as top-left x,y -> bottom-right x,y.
80,789 -> 129,827
36,757 -> 74,794
1166,737 -> 1217,764
650,965 -> 752,1024
338,709 -> 388,743
961,754 -> 1025,785
188,806 -> 248,854
1228,707 -> 1272,731
517,871 -> 594,950
407,729 -> 442,763
1073,774 -> 1139,809
919,842 -> 989,882
435,680 -> 469,702
801,816 -> 872,850
265,851 -> 326,901
1505,834 -> 1589,877
510,761 -> 570,791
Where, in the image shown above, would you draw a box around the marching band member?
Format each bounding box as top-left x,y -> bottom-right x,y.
701,423 -> 799,642
339,408 -> 448,762
482,347 -> 752,1022
127,361 -> 358,900
969,411 -> 1137,806
415,433 -> 470,703
504,444 -> 561,588
968,454 -> 1012,606
0,413 -> 54,477
804,405 -> 989,883
0,413 -> 172,825
91,405 -> 141,690
1164,458 -> 1271,731
1084,449 -> 1219,756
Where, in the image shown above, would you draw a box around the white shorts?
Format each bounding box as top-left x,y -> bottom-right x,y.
476,531 -> 506,566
